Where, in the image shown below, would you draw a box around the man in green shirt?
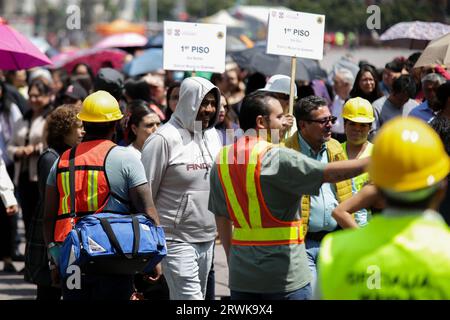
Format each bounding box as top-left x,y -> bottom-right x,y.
208,91 -> 370,300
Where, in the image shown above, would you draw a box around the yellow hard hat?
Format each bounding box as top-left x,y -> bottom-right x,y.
369,117 -> 449,193
342,97 -> 375,123
77,90 -> 123,122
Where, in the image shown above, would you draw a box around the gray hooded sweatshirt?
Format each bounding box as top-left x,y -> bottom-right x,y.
141,77 -> 222,243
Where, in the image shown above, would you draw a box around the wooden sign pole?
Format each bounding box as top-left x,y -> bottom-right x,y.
288,56 -> 297,115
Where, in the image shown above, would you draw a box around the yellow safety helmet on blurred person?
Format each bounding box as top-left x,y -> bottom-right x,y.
342,97 -> 375,123
369,117 -> 449,197
77,90 -> 123,122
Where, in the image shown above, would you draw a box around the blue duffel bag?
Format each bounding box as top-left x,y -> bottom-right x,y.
59,213 -> 166,277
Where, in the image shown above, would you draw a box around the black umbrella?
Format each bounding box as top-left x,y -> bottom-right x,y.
230,44 -> 326,81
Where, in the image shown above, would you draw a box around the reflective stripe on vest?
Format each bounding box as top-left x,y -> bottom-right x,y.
341,141 -> 373,195
54,140 -> 115,242
218,138 -> 304,246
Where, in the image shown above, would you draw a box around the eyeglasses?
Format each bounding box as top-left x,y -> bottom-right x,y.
304,116 -> 337,125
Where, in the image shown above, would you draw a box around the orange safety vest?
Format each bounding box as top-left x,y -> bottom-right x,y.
217,136 -> 304,246
54,140 -> 116,242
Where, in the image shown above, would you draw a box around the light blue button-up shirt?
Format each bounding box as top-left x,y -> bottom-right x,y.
298,132 -> 338,232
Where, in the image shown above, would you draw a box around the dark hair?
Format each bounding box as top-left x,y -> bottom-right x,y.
350,65 -> 383,103
406,52 -> 422,70
239,91 -> 278,131
391,75 -> 416,98
28,78 -> 53,96
45,104 -> 80,153
71,63 -> 94,81
0,80 -> 14,116
70,74 -> 93,94
51,68 -> 69,87
385,60 -> 405,73
124,78 -> 151,102
294,95 -> 328,123
165,81 -> 181,121
125,100 -> 156,143
436,81 -> 450,112
245,72 -> 267,95
296,82 -> 316,100
210,73 -> 225,87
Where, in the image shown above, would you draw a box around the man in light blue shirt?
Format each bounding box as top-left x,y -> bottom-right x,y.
409,73 -> 446,122
284,96 -> 353,289
297,133 -> 339,233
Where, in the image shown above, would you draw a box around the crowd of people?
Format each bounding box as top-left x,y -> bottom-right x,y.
0,48 -> 449,300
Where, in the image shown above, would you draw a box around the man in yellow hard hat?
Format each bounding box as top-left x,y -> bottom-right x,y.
334,97 -> 375,228
43,90 -> 161,300
318,117 -> 450,300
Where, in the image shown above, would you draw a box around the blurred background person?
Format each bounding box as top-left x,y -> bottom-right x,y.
24,104 -> 84,300
350,65 -> 383,103
0,157 -> 19,272
7,79 -> 54,245
215,95 -> 241,146
409,73 -> 446,122
372,75 -> 417,135
330,68 -> 355,142
61,82 -> 87,108
124,100 -> 161,157
164,82 -> 181,122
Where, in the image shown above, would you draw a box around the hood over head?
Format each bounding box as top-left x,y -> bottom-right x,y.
172,77 -> 220,133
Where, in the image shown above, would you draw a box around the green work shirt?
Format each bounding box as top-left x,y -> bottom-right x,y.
209,145 -> 326,293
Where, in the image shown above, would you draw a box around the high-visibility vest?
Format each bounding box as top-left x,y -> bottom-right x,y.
318,212 -> 450,299
217,136 -> 304,246
341,141 -> 373,193
54,140 -> 115,242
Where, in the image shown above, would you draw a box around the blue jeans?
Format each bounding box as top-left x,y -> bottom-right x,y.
231,283 -> 312,300
305,239 -> 321,291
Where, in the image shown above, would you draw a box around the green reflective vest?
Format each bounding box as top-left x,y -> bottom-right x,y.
342,141 -> 373,193
318,210 -> 450,300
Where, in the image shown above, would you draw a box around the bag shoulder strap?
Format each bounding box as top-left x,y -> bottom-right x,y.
97,215 -> 141,259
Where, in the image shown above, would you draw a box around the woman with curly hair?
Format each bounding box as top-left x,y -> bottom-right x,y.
24,104 -> 85,300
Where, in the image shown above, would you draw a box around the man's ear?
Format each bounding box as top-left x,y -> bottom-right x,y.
255,115 -> 266,129
298,120 -> 306,131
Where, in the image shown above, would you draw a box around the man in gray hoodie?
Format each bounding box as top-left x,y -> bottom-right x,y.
141,77 -> 222,300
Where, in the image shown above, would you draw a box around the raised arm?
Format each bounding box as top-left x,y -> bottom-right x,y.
323,157 -> 370,184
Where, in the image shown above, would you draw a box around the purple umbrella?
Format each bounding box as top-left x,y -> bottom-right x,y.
380,21 -> 450,49
0,18 -> 52,70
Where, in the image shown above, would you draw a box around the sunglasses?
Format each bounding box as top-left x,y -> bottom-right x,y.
305,116 -> 337,125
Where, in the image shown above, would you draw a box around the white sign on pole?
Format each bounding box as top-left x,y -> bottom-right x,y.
267,10 -> 325,60
163,21 -> 227,73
